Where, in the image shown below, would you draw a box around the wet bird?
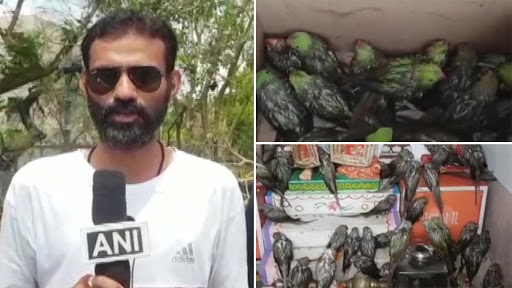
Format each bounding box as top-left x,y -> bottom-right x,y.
374,232 -> 392,249
343,227 -> 361,273
317,146 -> 343,212
265,38 -> 302,74
351,255 -> 382,280
422,163 -> 444,219
482,263 -> 504,288
256,68 -> 313,141
404,160 -> 422,201
453,221 -> 479,256
326,224 -> 349,252
360,194 -> 398,218
463,230 -> 491,284
388,220 -> 413,287
290,257 -> 313,288
460,145 -> 488,205
377,149 -> 414,192
273,232 -> 293,288
430,145 -> 450,171
259,204 -> 314,224
405,197 -> 428,225
261,145 -> 278,164
274,147 -> 294,208
380,262 -> 390,279
315,248 -> 337,288
341,272 -> 388,288
423,217 -> 457,286
360,226 -> 377,259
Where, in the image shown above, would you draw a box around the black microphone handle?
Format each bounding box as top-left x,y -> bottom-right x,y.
95,261 -> 131,288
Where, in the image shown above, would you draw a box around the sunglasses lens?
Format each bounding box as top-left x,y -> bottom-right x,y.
129,66 -> 162,92
87,68 -> 120,95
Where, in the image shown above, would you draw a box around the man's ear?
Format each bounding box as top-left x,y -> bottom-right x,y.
167,70 -> 182,99
79,73 -> 87,97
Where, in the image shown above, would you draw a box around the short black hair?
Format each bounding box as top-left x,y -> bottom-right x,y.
81,9 -> 178,73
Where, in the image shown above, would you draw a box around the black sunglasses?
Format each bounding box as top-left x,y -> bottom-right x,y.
86,66 -> 164,95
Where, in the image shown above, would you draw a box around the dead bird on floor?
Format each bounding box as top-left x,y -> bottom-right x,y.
360,226 -> 377,259
317,146 -> 343,212
405,196 -> 428,226
259,204 -> 315,224
343,227 -> 361,273
315,248 -> 337,288
482,263 -> 505,288
326,224 -> 349,252
350,255 -> 382,280
272,232 -> 293,288
453,221 -> 479,256
290,257 -> 314,288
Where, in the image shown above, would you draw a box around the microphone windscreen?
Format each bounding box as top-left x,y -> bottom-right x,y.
92,170 -> 127,225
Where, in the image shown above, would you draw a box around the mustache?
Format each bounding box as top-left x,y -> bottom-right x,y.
102,101 -> 150,120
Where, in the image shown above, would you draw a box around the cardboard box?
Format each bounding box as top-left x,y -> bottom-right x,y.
398,174 -> 488,245
256,0 -> 512,142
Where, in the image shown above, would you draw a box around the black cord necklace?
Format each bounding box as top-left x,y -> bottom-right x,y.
87,140 -> 166,177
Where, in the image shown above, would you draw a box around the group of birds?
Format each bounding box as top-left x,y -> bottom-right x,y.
257,31 -> 512,142
257,144 -> 504,287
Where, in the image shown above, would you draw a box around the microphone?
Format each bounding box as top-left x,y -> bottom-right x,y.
80,170 -> 150,288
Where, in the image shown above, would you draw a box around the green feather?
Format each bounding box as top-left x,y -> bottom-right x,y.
416,64 -> 444,88
498,62 -> 512,86
288,70 -> 311,91
287,32 -> 313,53
256,69 -> 275,88
366,127 -> 393,142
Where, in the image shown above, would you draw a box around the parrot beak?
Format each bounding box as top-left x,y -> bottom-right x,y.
355,39 -> 366,47
265,38 -> 280,46
440,72 -> 447,80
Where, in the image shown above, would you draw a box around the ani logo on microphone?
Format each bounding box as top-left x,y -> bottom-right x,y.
81,222 -> 151,263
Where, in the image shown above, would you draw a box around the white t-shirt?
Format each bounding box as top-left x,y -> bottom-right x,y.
0,149 -> 248,288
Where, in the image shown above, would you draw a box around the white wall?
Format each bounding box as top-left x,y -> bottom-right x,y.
483,145 -> 512,193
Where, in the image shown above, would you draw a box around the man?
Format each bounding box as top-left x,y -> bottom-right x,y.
0,9 -> 248,288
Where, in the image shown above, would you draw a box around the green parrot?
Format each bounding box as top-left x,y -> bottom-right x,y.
349,39 -> 386,75
498,62 -> 512,87
256,68 -> 313,140
424,217 -> 458,287
421,39 -> 449,67
356,61 -> 445,100
438,43 -> 478,105
286,31 -> 347,85
289,70 -> 352,126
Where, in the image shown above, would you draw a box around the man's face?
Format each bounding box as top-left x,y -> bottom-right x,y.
80,32 -> 181,149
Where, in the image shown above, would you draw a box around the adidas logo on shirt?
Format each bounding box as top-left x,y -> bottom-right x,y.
172,243 -> 195,263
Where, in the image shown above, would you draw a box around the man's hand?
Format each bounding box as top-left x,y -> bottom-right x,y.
72,274 -> 124,288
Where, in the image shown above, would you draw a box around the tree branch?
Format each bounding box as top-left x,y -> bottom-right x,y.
0,3 -> 98,95
6,0 -> 24,34
224,140 -> 253,166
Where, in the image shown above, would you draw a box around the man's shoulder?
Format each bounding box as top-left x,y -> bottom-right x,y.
12,150 -> 83,183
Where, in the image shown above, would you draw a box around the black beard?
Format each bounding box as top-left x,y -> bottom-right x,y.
86,88 -> 170,150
